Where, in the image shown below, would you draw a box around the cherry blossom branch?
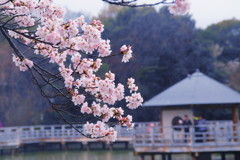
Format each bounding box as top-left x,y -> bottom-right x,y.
0,0 -> 189,142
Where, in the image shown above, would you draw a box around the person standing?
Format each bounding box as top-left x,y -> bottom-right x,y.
182,115 -> 192,143
197,116 -> 207,142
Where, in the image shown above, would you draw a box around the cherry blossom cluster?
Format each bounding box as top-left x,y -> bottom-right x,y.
168,0 -> 190,16
121,45 -> 133,63
1,0 -> 143,142
84,121 -> 117,142
12,54 -> 33,71
126,78 -> 143,109
1,0 -> 190,142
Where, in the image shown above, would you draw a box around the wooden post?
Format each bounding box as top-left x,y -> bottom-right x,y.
151,154 -> 155,160
221,153 -> 226,160
162,154 -> 166,160
232,105 -> 239,124
232,105 -> 239,141
23,144 -> 26,152
109,143 -> 113,151
80,142 -> 83,150
86,142 -> 89,151
11,149 -> 16,155
125,142 -> 128,149
191,152 -> 198,160
167,153 -> 172,160
102,142 -> 105,150
160,110 -> 163,138
61,142 -> 66,150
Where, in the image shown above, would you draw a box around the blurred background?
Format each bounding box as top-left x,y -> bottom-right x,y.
1,1 -> 240,160
1,1 -> 240,126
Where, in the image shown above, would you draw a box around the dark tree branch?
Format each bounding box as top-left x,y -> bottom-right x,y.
102,0 -> 175,7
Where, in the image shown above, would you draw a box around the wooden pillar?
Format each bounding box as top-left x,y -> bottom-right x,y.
125,142 -> 128,149
232,105 -> 239,141
102,142 -> 105,150
80,142 -> 83,150
151,154 -> 155,160
61,142 -> 66,150
167,153 -> 172,160
23,144 -> 26,152
160,110 -> 163,137
221,153 -> 226,160
232,105 -> 239,124
162,154 -> 166,160
191,152 -> 198,160
11,149 -> 16,155
109,143 -> 113,151
86,142 -> 89,151
39,142 -> 45,151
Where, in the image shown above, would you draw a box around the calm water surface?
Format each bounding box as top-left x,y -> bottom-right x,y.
1,151 -> 138,160
0,151 -> 194,160
1,151 -> 234,160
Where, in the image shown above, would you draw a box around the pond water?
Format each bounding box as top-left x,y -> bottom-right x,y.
1,151 -> 137,160
0,151 -> 234,160
0,151 -> 191,160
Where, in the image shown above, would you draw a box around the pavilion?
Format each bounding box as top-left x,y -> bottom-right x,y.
134,70 -> 240,160
143,70 -> 240,133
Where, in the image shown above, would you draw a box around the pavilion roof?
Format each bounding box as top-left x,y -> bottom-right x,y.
143,70 -> 240,107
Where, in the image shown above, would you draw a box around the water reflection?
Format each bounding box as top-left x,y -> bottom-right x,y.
1,151 -> 139,160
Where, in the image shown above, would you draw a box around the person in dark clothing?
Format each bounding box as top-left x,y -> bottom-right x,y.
182,115 -> 192,143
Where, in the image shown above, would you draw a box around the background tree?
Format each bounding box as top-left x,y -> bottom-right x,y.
98,6 -> 238,121
101,7 -> 217,100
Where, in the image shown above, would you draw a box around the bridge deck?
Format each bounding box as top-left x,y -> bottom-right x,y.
1,121 -> 240,154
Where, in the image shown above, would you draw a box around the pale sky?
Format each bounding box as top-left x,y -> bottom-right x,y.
54,0 -> 240,29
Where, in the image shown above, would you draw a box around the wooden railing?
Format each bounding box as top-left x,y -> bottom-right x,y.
0,123 -> 138,149
134,122 -> 240,147
1,121 -> 239,149
0,122 -> 158,148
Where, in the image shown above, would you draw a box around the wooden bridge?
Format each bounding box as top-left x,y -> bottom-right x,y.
1,121 -> 240,159
0,122 -> 158,152
0,123 -> 141,151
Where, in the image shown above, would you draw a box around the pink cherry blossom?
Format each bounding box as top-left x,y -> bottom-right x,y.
121,45 -> 133,63
72,94 -> 85,106
23,59 -> 34,68
169,0 -> 190,16
45,32 -> 62,45
126,93 -> 143,109
81,102 -> 92,114
12,54 -> 33,71
64,76 -> 74,88
105,71 -> 115,81
84,121 -> 117,142
5,0 -> 149,142
128,77 -> 138,92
